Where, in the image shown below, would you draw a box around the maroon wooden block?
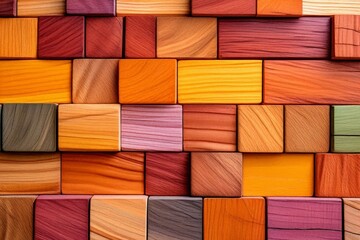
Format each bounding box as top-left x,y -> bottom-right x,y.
192,0 -> 256,16
67,0 -> 115,16
86,17 -> 123,58
38,17 -> 84,58
0,0 -> 16,16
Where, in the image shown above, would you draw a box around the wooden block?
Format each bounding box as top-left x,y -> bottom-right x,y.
62,152 -> 144,194
125,16 -> 156,58
192,0 -> 256,16
91,195 -> 147,240
204,198 -> 265,240
0,0 -> 16,16
59,104 -> 120,151
148,197 -> 202,240
243,154 -> 314,196
119,59 -> 177,104
0,153 -> 60,194
268,198 -> 342,240
191,152 -> 242,197
72,59 -> 119,103
219,18 -> 330,59
121,105 -> 182,151
332,105 -> 360,135
86,17 -> 123,58
238,105 -> 283,152
184,105 -> 236,151
117,0 -> 190,16
146,153 -> 189,196
18,0 -> 65,16
157,17 -> 217,58
178,60 -> 262,104
333,15 -> 360,59
344,198 -> 360,239
257,0 -> 302,16
303,0 -> 360,15
67,0 -> 115,16
332,136 -> 360,153
0,105 -> 2,152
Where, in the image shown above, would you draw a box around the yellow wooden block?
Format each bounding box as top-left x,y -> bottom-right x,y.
243,154 -> 314,196
117,0 -> 189,16
0,60 -> 71,103
0,18 -> 37,58
18,0 -> 65,16
303,0 -> 360,15
178,60 -> 262,104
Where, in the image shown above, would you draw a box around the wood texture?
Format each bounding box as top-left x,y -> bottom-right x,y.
157,17 -> 217,58
0,153 -> 60,194
344,198 -> 360,240
67,0 -> 115,16
0,0 -> 16,16
62,152 -> 144,194
191,152 -> 242,197
72,59 -> 119,103
148,197 -> 202,240
303,0 -> 360,15
146,153 -> 189,196
119,59 -> 177,104
121,105 -> 182,151
332,136 -> 360,153
192,0 -> 256,16
178,60 -> 262,103
58,104 -> 120,151
333,15 -> 360,59
257,0 -> 302,16
238,105 -> 283,152
91,195 -> 147,240
264,60 -> 360,104
17,0 -> 65,16
183,105 -> 236,151
204,198 -> 265,240
332,106 -> 360,135
219,17 -> 330,59
117,0 -> 190,16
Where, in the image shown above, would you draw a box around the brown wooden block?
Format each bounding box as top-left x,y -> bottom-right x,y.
257,0 -> 302,16
67,0 -> 115,16
18,0 -> 65,16
117,0 -> 190,16
0,0 -> 16,16
192,0 -> 256,16
344,198 -> 360,239
333,15 -> 360,59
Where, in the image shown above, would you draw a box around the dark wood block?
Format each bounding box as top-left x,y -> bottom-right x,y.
0,0 -> 16,16
67,0 -> 115,16
192,0 -> 256,16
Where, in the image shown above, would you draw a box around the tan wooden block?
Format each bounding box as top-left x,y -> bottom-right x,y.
117,0 -> 189,16
344,198 -> 360,240
18,0 -> 65,16
333,15 -> 360,59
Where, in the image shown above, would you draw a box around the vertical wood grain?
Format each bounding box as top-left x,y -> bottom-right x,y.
192,0 -> 256,16
17,0 -> 65,16
303,0 -> 360,15
0,0 -> 16,16
257,0 -> 302,16
344,198 -> 360,240
67,0 -> 115,16
117,0 -> 190,16
333,15 -> 360,59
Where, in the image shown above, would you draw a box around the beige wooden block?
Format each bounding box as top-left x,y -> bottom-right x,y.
18,0 -> 65,16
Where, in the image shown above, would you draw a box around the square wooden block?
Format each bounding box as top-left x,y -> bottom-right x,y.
0,0 -> 16,16
344,199 -> 360,239
333,15 -> 360,59
17,0 -> 65,16
192,0 -> 255,16
257,0 -> 302,16
67,0 -> 115,16
332,105 -> 360,135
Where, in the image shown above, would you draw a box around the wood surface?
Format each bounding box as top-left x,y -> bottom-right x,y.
117,0 -> 190,16
0,0 -> 16,16
91,195 -> 147,240
17,0 -> 65,16
243,154 -> 314,196
67,0 -> 115,16
86,17 -> 123,58
121,105 -> 182,151
146,153 -> 189,196
157,17 -> 217,58
38,16 -> 84,58
333,15 -> 360,59
204,198 -> 265,240
264,60 -> 360,104
58,104 -> 120,151
332,105 -> 360,135
119,59 -> 177,104
0,105 -> 1,151
62,152 -> 144,194
183,105 -> 236,151
219,17 -> 330,59
303,0 -> 360,15
238,105 -> 283,152
178,60 -> 262,103
316,153 -> 360,197
191,152 -> 242,197
72,59 -> 119,103
257,0 -> 302,16
268,197 -> 342,240
0,153 -> 60,194
332,136 -> 360,153
148,197 -> 202,240
344,198 -> 360,240
192,0 -> 256,16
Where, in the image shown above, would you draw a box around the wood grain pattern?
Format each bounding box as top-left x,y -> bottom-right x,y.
119,59 -> 177,104
191,152 -> 242,197
257,0 -> 302,16
91,195 -> 147,240
17,0 -> 65,16
0,0 -> 16,16
178,60 -> 262,103
72,59 -> 119,103
238,105 -> 283,152
204,198 -> 265,240
344,198 -> 360,240
192,0 -> 256,16
0,153 -> 60,194
0,105 -> 1,151
219,17 -> 330,59
332,136 -> 360,153
146,153 -> 189,196
303,0 -> 360,15
117,0 -> 190,16
264,60 -> 360,104
333,15 -> 360,59
58,104 -> 120,151
157,17 -> 217,58
184,105 -> 236,151
62,152 -> 144,194
148,197 -> 202,240
67,0 -> 115,16
332,106 -> 360,135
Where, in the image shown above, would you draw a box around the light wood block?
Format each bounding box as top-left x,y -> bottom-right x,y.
192,0 -> 256,16
332,105 -> 360,135
344,198 -> 360,240
333,15 -> 360,59
257,0 -> 302,16
303,0 -> 360,15
332,136 -> 360,153
117,0 -> 189,16
18,0 -> 65,16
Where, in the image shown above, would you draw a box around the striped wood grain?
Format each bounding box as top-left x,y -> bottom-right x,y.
17,0 -> 65,16
117,0 -> 190,16
66,0 -> 115,16
0,0 -> 16,16
192,0 -> 256,16
344,199 -> 360,240
332,106 -> 360,135
333,15 -> 360,59
257,0 -> 302,16
332,136 -> 360,153
303,0 -> 360,15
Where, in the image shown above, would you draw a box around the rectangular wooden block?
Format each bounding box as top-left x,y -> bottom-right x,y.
333,15 -> 360,59
117,0 -> 190,16
178,60 -> 262,103
18,0 -> 65,16
344,198 -> 360,240
303,0 -> 360,15
0,0 -> 16,16
67,0 -> 115,16
257,0 -> 302,16
332,105 -> 360,135
192,0 -> 256,16
243,154 -> 314,196
332,136 -> 360,153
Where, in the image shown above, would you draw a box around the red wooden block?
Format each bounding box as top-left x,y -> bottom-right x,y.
192,0 -> 256,16
0,0 -> 16,16
67,0 -> 115,16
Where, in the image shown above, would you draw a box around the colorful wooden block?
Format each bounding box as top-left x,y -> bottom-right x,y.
0,0 -> 16,16
332,106 -> 360,135
238,105 -> 283,153
333,15 -> 360,59
332,136 -> 360,153
344,198 -> 360,239
178,60 -> 262,103
62,152 -> 144,194
59,104 -> 120,151
183,105 -> 236,151
148,197 -> 202,240
157,17 -> 217,58
91,195 -> 147,240
243,154 -> 314,196
146,153 -> 189,196
268,198 -> 342,240
303,0 -> 360,15
192,0 -> 256,16
204,198 -> 265,240
17,0 -> 65,16
67,0 -> 115,16
119,59 -> 177,104
121,105 -> 182,151
191,152 -> 242,197
257,0 -> 302,16
117,0 -> 190,16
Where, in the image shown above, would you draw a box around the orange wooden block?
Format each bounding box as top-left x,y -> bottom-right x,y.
17,0 -> 65,16
333,15 -> 360,59
344,198 -> 360,239
257,0 -> 302,16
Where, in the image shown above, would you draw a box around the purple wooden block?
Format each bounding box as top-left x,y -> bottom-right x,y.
121,105 -> 182,151
267,197 -> 342,240
67,0 -> 115,16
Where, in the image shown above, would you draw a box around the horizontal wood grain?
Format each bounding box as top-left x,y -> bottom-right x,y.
303,0 -> 360,15
332,105 -> 360,135
344,198 -> 360,240
17,0 -> 65,16
117,0 -> 190,16
333,15 -> 360,59
0,0 -> 16,16
257,0 -> 302,16
192,0 -> 256,16
332,136 -> 360,153
67,0 -> 115,16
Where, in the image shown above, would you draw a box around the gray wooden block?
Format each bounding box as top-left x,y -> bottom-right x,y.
332,105 -> 360,135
